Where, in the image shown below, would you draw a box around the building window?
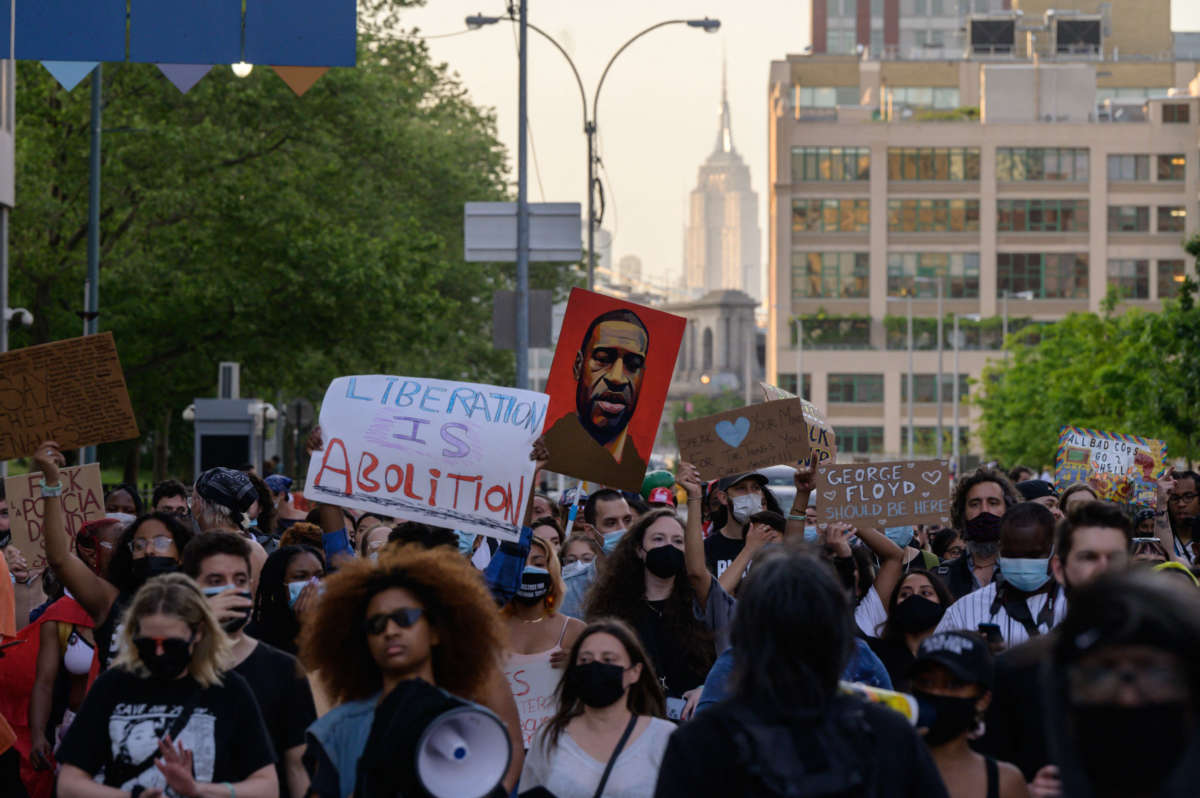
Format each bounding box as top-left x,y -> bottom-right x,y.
997,199 -> 1089,232
1107,206 -> 1150,232
1107,154 -> 1150,181
1108,259 -> 1150,300
791,147 -> 870,181
1157,154 -> 1186,181
888,87 -> 960,109
1158,260 -> 1186,298
835,426 -> 885,454
792,198 -> 870,233
997,253 -> 1089,299
792,252 -> 870,298
798,85 -> 860,106
776,373 -> 812,399
996,147 -> 1089,181
887,199 -> 980,233
901,375 -> 971,402
829,374 -> 884,403
901,427 -> 970,455
887,253 -> 980,297
888,148 -> 981,181
1157,206 -> 1186,233
1163,104 -> 1190,123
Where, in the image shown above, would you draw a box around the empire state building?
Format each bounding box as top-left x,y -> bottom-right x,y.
683,65 -> 761,301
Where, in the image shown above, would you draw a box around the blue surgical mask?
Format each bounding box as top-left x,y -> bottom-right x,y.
998,556 -> 1052,592
287,580 -> 309,607
562,560 -> 590,580
885,526 -> 915,549
201,584 -> 234,597
603,529 -> 624,554
455,530 -> 477,556
803,525 -> 819,543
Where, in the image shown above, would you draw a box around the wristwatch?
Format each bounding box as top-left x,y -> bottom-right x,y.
130,786 -> 146,798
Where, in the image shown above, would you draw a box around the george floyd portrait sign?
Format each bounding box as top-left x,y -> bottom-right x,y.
541,288 -> 685,492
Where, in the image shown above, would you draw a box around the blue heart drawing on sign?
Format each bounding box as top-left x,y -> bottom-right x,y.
715,417 -> 751,448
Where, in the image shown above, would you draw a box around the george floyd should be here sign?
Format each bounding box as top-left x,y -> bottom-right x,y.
816,460 -> 951,528
675,399 -> 810,479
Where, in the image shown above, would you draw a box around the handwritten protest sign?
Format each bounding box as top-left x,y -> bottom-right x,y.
504,658 -> 560,750
675,399 -> 810,478
541,289 -> 685,491
760,382 -> 837,468
0,333 -> 140,460
304,375 -> 547,542
4,464 -> 105,570
1055,426 -> 1167,509
816,460 -> 951,527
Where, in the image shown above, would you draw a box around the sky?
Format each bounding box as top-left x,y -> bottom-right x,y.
394,1 -> 1200,294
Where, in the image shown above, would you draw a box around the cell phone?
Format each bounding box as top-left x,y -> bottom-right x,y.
1131,537 -> 1162,545
978,623 -> 1003,646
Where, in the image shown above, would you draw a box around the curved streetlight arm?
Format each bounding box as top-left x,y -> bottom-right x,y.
594,20 -> 691,131
525,21 -> 589,131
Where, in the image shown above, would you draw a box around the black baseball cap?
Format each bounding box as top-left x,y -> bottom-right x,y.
911,631 -> 994,689
1016,479 -> 1058,501
715,472 -> 769,493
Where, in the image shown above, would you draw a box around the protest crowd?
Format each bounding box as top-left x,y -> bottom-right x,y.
2,315 -> 1200,798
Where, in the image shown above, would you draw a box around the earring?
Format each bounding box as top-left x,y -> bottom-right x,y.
969,711 -> 986,740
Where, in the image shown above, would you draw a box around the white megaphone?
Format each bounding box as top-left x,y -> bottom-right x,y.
415,704 -> 512,798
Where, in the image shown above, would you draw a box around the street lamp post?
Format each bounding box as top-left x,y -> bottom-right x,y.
466,14 -> 719,292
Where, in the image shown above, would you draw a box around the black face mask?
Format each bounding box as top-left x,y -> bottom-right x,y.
514,569 -> 552,605
643,545 -> 685,579
130,556 -> 179,587
0,530 -> 11,549
569,661 -> 627,708
914,690 -> 980,746
963,512 -> 1003,543
1071,702 -> 1192,796
893,595 -> 946,635
133,635 -> 193,680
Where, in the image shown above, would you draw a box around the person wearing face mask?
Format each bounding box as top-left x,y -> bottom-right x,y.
891,525 -> 941,572
869,569 -> 954,691
935,468 -> 1021,600
1043,570 -> 1200,798
182,533 -> 317,798
503,537 -> 585,687
55,573 -> 278,798
703,472 -> 780,579
557,489 -> 634,619
33,441 -> 194,673
936,503 -> 1066,648
910,631 -> 1030,798
561,533 -> 604,576
585,463 -> 733,721
520,619 -> 673,797
245,544 -> 326,656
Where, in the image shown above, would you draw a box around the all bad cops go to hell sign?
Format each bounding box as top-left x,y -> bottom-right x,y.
816,460 -> 952,528
305,375 -> 548,542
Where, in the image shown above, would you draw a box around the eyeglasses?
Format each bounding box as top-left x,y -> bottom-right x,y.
1168,492 -> 1198,504
1068,663 -> 1188,704
160,505 -> 192,517
365,608 -> 425,636
129,536 -> 176,555
945,547 -> 966,559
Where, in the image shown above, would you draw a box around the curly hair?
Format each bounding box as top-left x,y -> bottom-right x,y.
950,467 -> 1020,530
300,546 -> 506,704
279,522 -> 323,550
583,508 -> 714,682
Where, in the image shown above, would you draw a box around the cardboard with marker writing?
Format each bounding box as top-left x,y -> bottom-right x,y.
4,464 -> 105,571
675,399 -> 810,478
816,460 -> 951,527
0,332 -> 140,460
759,381 -> 837,468
503,657 -> 559,750
541,288 -> 685,491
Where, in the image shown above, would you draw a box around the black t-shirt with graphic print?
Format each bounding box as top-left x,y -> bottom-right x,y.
703,532 -> 745,579
57,667 -> 276,791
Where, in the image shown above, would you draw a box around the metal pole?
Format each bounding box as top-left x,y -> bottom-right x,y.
83,64 -> 102,464
1001,290 -> 1008,356
936,277 -> 944,459
795,316 -> 804,398
952,313 -> 960,473
906,294 -> 914,458
514,1 -> 530,390
586,124 -> 595,291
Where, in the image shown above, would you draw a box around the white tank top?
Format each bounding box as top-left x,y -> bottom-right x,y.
63,629 -> 94,675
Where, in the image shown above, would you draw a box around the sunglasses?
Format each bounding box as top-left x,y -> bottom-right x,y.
365,608 -> 425,636
132,633 -> 194,661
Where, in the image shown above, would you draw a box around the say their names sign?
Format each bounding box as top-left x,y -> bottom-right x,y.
304,375 -> 548,542
816,460 -> 951,527
675,399 -> 810,477
0,333 -> 140,460
4,464 -> 105,570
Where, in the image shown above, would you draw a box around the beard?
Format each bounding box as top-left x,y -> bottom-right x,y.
968,540 -> 1000,560
577,380 -> 637,444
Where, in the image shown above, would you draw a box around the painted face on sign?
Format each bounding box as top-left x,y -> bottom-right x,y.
574,316 -> 648,445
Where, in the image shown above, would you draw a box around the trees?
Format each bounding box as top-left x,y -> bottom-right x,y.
7,7 -> 580,480
976,235 -> 1200,468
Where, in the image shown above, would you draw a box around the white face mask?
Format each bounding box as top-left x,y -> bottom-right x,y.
730,494 -> 761,525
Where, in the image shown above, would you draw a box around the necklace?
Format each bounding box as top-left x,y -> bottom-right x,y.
643,599 -> 664,618
519,615 -> 545,624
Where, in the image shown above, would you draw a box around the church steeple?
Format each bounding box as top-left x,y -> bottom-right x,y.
714,56 -> 735,155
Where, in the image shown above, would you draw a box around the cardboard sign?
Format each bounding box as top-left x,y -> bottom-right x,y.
304,375 -> 547,542
816,460 -> 952,527
504,657 -> 560,749
3,464 -> 105,570
675,399 -> 810,479
0,333 -> 140,460
760,382 -> 837,468
541,288 -> 685,492
1055,426 -> 1168,508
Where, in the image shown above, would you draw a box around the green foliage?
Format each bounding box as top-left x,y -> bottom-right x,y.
7,8 -> 580,479
976,234 -> 1200,467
